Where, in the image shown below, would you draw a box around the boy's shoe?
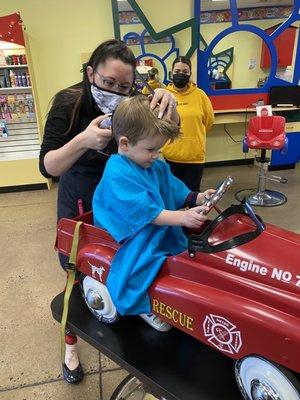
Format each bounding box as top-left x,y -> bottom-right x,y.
140,313 -> 172,332
62,362 -> 84,384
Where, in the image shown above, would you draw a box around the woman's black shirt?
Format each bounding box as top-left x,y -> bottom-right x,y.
39,89 -> 117,220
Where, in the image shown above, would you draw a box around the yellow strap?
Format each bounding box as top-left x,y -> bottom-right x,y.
60,221 -> 83,362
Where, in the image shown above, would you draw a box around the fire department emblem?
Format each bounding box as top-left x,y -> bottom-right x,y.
203,314 -> 242,354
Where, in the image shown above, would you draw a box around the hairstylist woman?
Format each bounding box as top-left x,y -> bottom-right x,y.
39,39 -> 179,384
162,56 -> 214,191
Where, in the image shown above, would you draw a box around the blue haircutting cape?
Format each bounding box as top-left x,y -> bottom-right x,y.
92,154 -> 190,315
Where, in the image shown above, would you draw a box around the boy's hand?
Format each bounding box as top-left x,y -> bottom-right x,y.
196,189 -> 216,206
180,206 -> 209,228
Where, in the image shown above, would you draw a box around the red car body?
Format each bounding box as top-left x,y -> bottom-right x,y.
56,209 -> 300,376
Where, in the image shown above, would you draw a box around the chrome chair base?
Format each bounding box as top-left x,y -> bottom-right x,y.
235,189 -> 287,207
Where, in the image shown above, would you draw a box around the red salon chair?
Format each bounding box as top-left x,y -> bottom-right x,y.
235,115 -> 288,207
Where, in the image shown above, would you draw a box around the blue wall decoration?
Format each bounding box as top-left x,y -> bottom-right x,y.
111,0 -> 300,101
123,30 -> 179,84
197,0 -> 300,96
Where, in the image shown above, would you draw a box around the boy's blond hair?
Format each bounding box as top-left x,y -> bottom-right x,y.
112,94 -> 180,145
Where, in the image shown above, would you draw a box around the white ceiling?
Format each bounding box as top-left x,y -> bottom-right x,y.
117,0 -> 294,12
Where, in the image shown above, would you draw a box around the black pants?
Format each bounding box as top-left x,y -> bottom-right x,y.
166,160 -> 204,191
57,167 -> 101,349
57,168 -> 100,269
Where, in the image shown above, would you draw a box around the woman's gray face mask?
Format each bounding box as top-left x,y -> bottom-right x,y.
91,84 -> 127,114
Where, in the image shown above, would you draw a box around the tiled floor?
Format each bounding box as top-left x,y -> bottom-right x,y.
0,163 -> 299,399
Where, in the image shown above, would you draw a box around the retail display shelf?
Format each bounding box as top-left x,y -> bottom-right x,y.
0,120 -> 40,161
0,24 -> 48,190
0,86 -> 32,93
0,64 -> 28,69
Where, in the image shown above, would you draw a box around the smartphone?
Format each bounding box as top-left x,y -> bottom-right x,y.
200,176 -> 234,215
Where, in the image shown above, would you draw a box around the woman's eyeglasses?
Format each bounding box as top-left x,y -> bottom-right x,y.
94,70 -> 132,93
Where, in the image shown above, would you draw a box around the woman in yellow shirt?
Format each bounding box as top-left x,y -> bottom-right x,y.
162,56 -> 214,191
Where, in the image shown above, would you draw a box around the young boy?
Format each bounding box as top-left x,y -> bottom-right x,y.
92,95 -> 213,331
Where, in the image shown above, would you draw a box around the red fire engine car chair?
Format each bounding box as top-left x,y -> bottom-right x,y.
235,115 -> 288,207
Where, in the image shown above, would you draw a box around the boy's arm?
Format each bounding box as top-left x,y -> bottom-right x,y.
182,189 -> 216,208
183,191 -> 199,208
152,207 -> 209,228
152,209 -> 184,226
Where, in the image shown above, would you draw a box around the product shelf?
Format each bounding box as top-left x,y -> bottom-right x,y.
0,30 -> 48,190
0,64 -> 28,69
0,86 -> 32,93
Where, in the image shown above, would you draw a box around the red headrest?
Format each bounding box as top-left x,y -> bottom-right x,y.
246,115 -> 286,150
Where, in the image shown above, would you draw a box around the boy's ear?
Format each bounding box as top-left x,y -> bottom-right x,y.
119,136 -> 129,151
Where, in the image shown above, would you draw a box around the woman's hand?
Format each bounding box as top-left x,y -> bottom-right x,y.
196,189 -> 216,206
149,88 -> 179,123
80,114 -> 113,150
43,114 -> 114,177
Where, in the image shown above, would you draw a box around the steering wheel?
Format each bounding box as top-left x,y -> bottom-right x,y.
189,176 -> 265,256
200,176 -> 234,215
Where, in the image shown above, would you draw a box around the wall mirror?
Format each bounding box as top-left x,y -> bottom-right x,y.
112,0 -> 300,108
198,0 -> 300,104
113,0 -> 193,84
200,0 -> 298,92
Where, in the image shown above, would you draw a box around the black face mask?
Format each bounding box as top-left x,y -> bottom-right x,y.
172,73 -> 190,89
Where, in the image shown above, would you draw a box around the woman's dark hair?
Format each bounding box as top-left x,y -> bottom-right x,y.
51,39 -> 136,134
171,56 -> 192,72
